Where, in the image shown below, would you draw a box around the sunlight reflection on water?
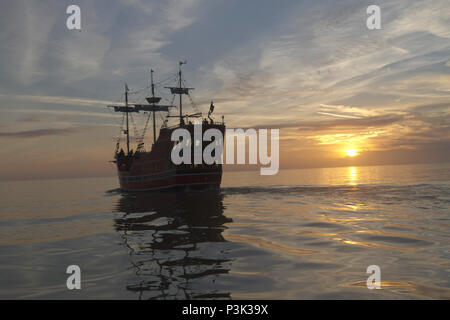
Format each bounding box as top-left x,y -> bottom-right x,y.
348,166 -> 358,185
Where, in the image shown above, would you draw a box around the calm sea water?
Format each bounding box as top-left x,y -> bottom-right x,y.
0,163 -> 449,299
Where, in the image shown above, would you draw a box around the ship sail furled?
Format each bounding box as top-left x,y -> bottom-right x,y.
133,104 -> 171,112
108,104 -> 172,113
167,87 -> 193,95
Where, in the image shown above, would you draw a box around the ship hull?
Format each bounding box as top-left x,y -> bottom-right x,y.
118,168 -> 222,191
115,123 -> 225,192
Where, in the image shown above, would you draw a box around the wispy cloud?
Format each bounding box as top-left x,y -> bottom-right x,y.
0,128 -> 79,138
316,112 -> 363,119
0,94 -> 121,107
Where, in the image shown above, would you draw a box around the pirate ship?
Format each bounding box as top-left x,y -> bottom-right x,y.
108,61 -> 225,191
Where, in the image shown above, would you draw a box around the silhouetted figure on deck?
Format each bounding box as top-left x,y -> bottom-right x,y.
208,101 -> 215,124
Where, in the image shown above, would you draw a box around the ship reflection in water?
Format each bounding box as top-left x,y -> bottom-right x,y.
114,190 -> 233,299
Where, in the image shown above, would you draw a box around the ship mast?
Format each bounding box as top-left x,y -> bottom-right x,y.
150,69 -> 156,144
165,61 -> 194,127
125,83 -> 130,154
178,61 -> 183,126
108,78 -> 173,155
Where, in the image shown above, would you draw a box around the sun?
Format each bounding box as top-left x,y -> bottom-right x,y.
345,148 -> 358,157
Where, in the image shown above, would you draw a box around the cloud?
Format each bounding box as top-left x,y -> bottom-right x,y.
245,114 -> 404,131
205,0 -> 449,112
0,94 -> 121,107
411,102 -> 450,113
0,1 -> 58,86
17,114 -> 43,122
0,128 -> 79,138
316,112 -> 363,119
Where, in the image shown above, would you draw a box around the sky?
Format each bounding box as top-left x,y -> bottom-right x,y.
0,0 -> 449,180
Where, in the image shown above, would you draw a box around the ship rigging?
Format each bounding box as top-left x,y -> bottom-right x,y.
107,61 -> 225,191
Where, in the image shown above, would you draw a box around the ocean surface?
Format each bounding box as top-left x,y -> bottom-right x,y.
0,163 -> 449,299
